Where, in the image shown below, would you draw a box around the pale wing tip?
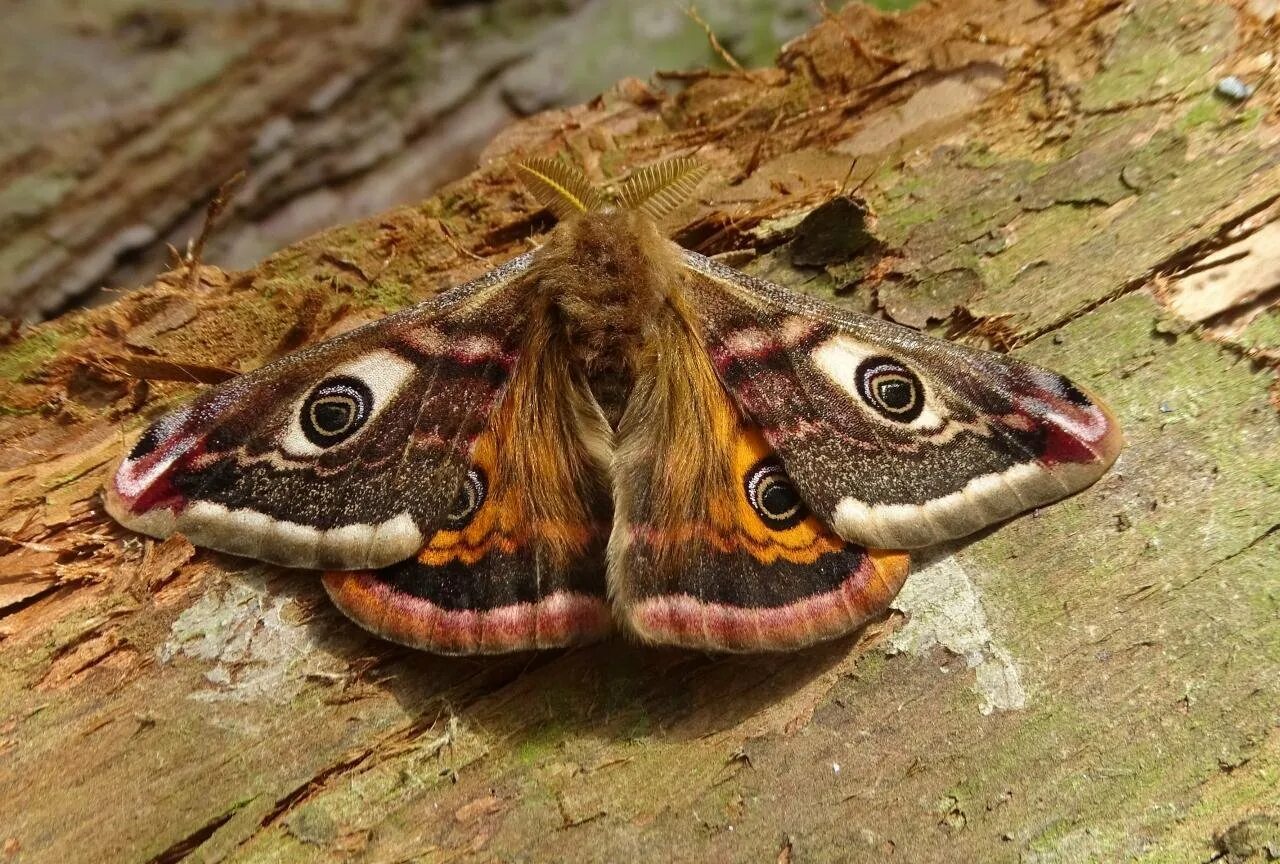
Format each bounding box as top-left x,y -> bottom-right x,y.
104,467 -> 179,541
830,390 -> 1124,550
173,503 -> 424,570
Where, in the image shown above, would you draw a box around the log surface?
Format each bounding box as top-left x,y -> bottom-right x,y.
0,0 -> 830,319
2,1 -> 1279,862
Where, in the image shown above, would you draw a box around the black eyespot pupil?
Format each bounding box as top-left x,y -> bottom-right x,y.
875,377 -> 914,410
745,458 -> 807,529
300,376 -> 372,448
312,400 -> 353,434
761,481 -> 800,517
449,486 -> 474,519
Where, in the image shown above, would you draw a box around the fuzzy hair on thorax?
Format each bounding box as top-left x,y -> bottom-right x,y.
530,210 -> 683,426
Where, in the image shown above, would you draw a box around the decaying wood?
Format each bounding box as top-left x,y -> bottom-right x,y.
3,1 -> 1280,861
0,0 -> 833,320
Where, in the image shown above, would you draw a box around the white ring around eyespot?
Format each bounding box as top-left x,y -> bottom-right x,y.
810,335 -> 945,429
280,350 -> 417,458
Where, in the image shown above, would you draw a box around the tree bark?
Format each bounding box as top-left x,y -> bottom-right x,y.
0,0 -> 832,320
2,1 -> 1280,862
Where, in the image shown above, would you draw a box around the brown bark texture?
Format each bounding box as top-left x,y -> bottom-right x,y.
0,0 -> 830,319
2,1 -> 1280,863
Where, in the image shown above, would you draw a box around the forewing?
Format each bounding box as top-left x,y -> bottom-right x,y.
681,250 -> 1123,549
105,254 -> 536,570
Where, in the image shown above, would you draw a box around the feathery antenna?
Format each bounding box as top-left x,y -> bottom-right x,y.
615,156 -> 708,220
515,154 -> 708,222
515,157 -> 606,220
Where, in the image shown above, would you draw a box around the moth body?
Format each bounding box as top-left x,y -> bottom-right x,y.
105,156 -> 1122,655
533,210 -> 678,426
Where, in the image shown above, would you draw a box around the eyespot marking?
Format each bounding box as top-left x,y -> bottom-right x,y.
745,458 -> 807,529
445,467 -> 487,529
856,357 -> 924,422
300,376 -> 373,447
810,336 -> 943,429
279,351 -> 416,459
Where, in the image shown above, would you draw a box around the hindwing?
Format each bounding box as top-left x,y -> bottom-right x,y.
323,341 -> 614,653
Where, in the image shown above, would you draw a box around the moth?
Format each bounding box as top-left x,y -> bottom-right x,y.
105,156 -> 1122,654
